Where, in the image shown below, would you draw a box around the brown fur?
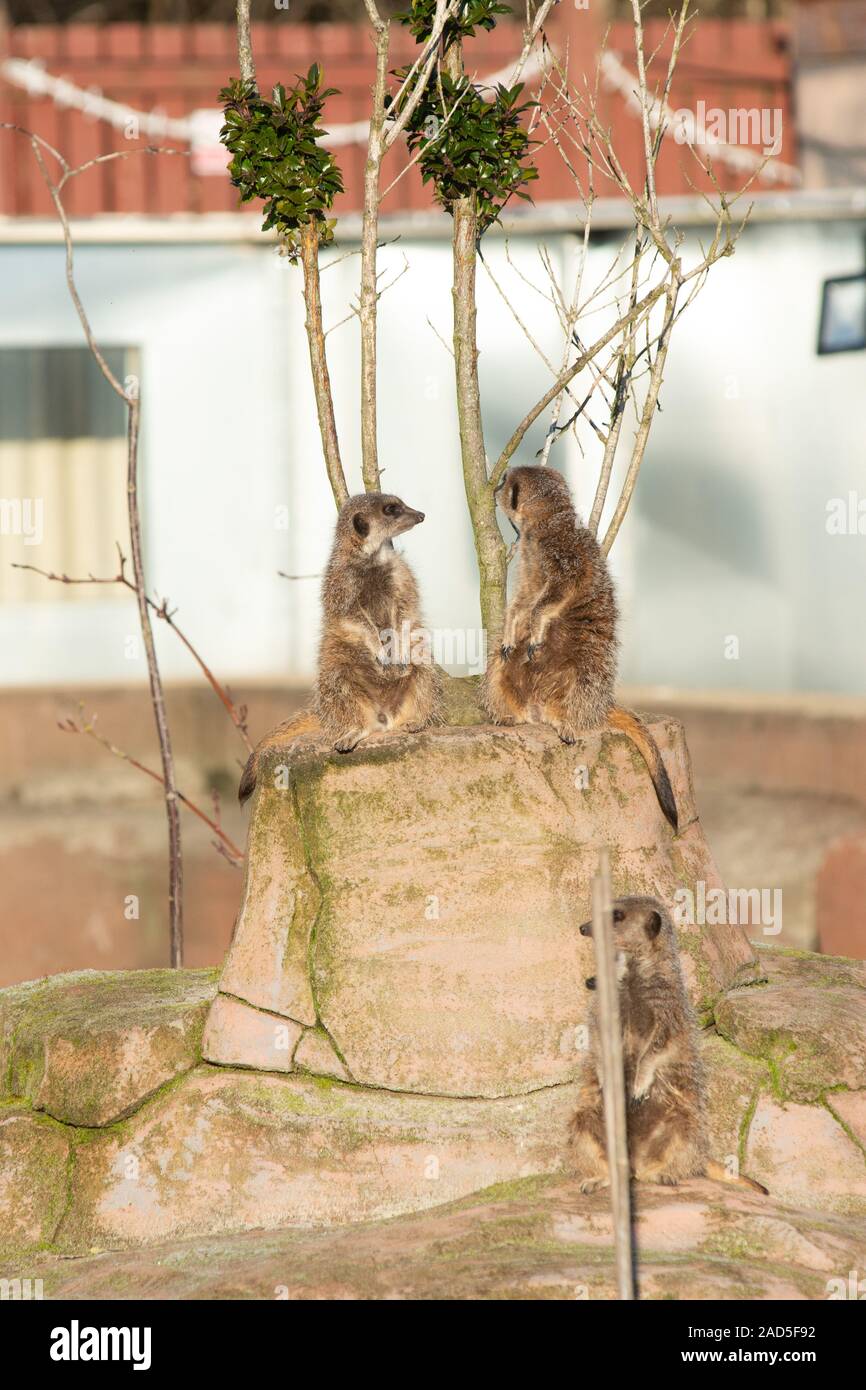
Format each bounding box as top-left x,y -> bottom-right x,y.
482,465 -> 678,830
569,896 -> 768,1195
239,493 -> 440,803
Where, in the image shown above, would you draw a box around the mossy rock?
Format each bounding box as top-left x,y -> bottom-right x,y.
54,1066 -> 581,1252
212,720 -> 758,1096
0,968 -> 218,1126
15,1175 -> 866,1300
715,947 -> 866,1103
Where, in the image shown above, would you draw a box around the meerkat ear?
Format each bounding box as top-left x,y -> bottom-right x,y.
352,513 -> 370,538
645,910 -> 662,940
510,482 -> 520,511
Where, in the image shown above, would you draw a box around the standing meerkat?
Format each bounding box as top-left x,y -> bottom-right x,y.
239,492 -> 440,803
570,896 -> 767,1194
482,464 -> 678,831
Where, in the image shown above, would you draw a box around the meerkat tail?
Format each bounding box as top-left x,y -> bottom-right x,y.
704,1159 -> 769,1195
606,706 -> 679,832
238,711 -> 322,805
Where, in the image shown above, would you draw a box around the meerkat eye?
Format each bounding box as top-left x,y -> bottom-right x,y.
613,909 -> 625,923
509,483 -> 520,511
382,503 -> 401,517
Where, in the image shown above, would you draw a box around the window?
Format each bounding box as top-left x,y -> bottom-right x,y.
817,274 -> 866,355
0,346 -> 134,603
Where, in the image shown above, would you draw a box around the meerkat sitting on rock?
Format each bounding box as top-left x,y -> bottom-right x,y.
569,896 -> 768,1194
482,464 -> 678,831
239,492 -> 440,803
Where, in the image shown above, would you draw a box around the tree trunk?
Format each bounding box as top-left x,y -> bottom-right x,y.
451,196 -> 506,642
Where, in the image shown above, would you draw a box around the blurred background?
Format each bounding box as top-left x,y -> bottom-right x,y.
1,0 -> 865,983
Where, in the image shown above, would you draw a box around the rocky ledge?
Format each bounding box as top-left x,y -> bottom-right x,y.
1,946 -> 865,1268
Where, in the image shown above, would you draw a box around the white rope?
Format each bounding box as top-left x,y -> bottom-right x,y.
3,49 -> 796,186
1,50 -> 549,151
600,50 -> 800,187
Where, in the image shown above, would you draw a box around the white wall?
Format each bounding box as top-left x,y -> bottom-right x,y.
0,216 -> 863,694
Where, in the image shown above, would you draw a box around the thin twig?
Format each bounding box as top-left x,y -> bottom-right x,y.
591,848 -> 635,1301
13,548 -> 253,753
59,712 -> 243,866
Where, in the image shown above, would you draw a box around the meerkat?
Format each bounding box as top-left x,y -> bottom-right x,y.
238,492 -> 440,803
482,464 -> 678,831
569,896 -> 768,1195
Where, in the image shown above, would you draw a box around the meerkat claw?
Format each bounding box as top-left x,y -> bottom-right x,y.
500,643 -> 514,659
334,730 -> 364,754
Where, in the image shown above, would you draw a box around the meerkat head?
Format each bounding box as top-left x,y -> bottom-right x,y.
339,492 -> 426,557
579,896 -> 669,989
494,465 -> 574,537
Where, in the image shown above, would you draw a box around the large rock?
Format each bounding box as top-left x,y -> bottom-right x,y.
746,1097 -> 866,1216
208,720 -> 759,1094
715,947 -> 866,1103
1,956 -> 865,1258
0,1108 -> 71,1255
57,1067 -> 580,1251
16,1176 -> 866,1301
0,969 -> 217,1126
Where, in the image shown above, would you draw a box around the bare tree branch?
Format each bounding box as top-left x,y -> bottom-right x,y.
60,712 -> 243,867
13,547 -> 253,754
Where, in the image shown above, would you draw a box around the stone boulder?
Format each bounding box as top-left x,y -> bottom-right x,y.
0,967 -> 217,1126
205,719 -> 759,1094
17,1176 -> 866,1301
0,952 -> 865,1258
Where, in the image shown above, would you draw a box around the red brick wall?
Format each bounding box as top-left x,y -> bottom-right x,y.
0,16 -> 794,218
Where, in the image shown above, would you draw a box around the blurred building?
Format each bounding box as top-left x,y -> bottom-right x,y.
4,10 -> 863,695
1,6 -> 866,976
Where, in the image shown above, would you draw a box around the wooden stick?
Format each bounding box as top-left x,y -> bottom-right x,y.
591,848 -> 635,1300
127,395 -> 185,967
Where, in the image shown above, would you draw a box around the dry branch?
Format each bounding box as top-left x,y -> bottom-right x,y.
13,548 -> 252,754
591,849 -> 635,1301
59,712 -> 244,868
2,124 -> 188,967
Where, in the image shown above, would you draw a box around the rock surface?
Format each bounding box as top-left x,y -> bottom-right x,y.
16,1176 -> 866,1301
208,720 -> 759,1093
0,1108 -> 70,1254
715,948 -> 866,1102
0,968 -> 217,1126
56,1068 -> 581,1251
1,949 -> 865,1260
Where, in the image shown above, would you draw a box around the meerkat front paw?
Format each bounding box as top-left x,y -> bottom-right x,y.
579,1177 -> 610,1195
333,729 -> 365,754
500,643 -> 515,660
525,641 -> 544,662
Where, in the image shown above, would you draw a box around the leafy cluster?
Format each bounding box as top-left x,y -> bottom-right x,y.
219,67 -> 343,258
395,0 -> 511,45
393,73 -> 538,234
